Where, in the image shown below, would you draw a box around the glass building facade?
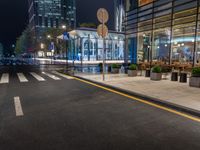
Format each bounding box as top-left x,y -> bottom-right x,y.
125,0 -> 200,65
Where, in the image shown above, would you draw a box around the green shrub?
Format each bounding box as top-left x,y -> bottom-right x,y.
111,64 -> 119,69
192,67 -> 200,77
152,65 -> 162,73
129,64 -> 137,70
161,67 -> 171,73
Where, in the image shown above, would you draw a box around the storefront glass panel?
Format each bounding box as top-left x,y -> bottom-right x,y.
152,28 -> 171,63
196,22 -> 200,64
172,23 -> 195,63
137,32 -> 151,62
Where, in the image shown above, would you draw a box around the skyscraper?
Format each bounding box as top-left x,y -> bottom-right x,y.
28,0 -> 76,36
114,0 -> 125,32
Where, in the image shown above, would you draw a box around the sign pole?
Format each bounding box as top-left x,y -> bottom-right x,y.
103,37 -> 105,81
97,8 -> 109,81
102,12 -> 105,81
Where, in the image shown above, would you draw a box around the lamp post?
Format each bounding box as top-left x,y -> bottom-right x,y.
62,25 -> 69,73
47,35 -> 51,39
47,35 -> 53,64
97,8 -> 109,81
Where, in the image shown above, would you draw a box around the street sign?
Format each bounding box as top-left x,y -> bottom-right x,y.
63,32 -> 70,41
97,8 -> 109,24
49,42 -> 55,51
97,8 -> 109,82
97,24 -> 108,38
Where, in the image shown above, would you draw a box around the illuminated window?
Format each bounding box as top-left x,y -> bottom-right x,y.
139,0 -> 153,6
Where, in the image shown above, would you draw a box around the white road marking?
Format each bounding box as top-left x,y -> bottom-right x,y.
30,72 -> 45,81
52,71 -> 74,79
0,73 -> 9,84
17,73 -> 28,82
42,72 -> 61,80
14,96 -> 24,117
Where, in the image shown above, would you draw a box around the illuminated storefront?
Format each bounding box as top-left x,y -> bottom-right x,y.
58,28 -> 125,62
125,0 -> 200,65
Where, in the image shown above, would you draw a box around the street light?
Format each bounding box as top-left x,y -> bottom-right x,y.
47,35 -> 51,39
46,35 -> 53,64
62,24 -> 69,73
62,25 -> 66,29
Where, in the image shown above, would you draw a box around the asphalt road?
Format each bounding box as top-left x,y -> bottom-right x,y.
0,65 -> 200,150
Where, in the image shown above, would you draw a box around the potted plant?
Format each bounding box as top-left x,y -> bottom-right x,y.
189,67 -> 200,88
111,63 -> 120,74
128,64 -> 137,77
150,65 -> 162,81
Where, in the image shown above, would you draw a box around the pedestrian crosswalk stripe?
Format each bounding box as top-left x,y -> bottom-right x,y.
0,73 -> 9,84
14,96 -> 24,117
17,73 -> 28,82
30,72 -> 46,81
42,72 -> 61,80
0,72 -> 64,84
52,71 -> 74,79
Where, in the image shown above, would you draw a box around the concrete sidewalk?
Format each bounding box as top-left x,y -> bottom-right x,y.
75,73 -> 200,114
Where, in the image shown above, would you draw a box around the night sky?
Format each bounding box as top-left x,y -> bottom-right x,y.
0,0 -> 114,50
76,0 -> 114,29
0,0 -> 28,50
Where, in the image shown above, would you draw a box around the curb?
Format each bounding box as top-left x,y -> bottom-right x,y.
74,75 -> 200,118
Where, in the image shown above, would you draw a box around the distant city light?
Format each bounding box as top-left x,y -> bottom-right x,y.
40,43 -> 44,49
62,25 -> 66,29
47,35 -> 51,39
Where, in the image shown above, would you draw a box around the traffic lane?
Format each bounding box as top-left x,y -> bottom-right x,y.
0,64 -> 64,73
0,65 -> 38,73
0,75 -> 200,150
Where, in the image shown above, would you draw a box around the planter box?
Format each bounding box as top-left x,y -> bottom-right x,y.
189,77 -> 200,88
128,70 -> 137,77
145,69 -> 151,77
171,72 -> 178,81
179,73 -> 187,83
111,68 -> 119,74
150,72 -> 162,81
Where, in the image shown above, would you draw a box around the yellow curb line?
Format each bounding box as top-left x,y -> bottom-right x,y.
63,73 -> 200,123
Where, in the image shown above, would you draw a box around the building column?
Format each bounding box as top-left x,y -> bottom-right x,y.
96,38 -> 98,61
87,34 -> 90,61
124,37 -> 129,64
169,0 -> 174,65
80,37 -> 83,67
194,0 -> 200,66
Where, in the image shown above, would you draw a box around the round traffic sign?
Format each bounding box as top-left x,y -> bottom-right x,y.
97,8 -> 109,24
97,24 -> 108,38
